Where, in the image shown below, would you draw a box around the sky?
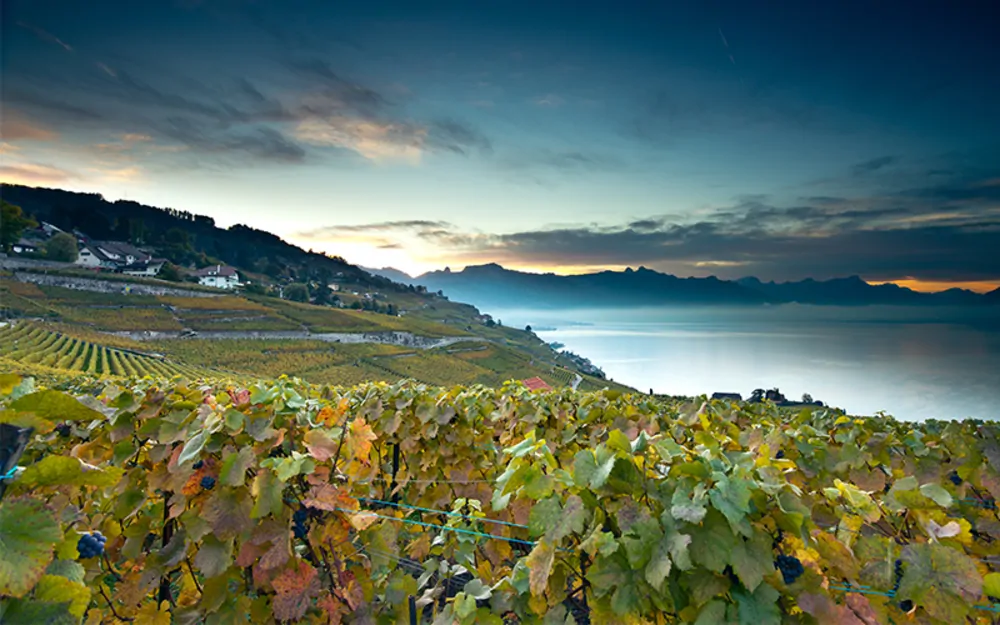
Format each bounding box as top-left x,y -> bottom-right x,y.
2,0 -> 999,291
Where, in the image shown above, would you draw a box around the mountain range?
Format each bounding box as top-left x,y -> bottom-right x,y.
366,264 -> 1000,310
5,183 -> 996,312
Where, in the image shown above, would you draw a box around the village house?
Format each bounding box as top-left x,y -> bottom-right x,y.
194,265 -> 241,289
74,240 -> 165,275
11,238 -> 39,254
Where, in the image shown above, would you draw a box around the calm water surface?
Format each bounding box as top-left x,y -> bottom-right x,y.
493,306 -> 1000,421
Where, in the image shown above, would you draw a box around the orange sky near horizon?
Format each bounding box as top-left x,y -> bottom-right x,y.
867,279 -> 999,294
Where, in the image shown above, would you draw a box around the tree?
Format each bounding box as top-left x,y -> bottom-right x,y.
159,262 -> 183,282
802,393 -> 814,404
750,389 -> 765,403
285,283 -> 309,303
525,325 -> 532,333
45,232 -> 78,262
0,201 -> 37,252
313,282 -> 334,306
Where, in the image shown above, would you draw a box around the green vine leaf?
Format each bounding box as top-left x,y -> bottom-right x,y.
0,498 -> 62,597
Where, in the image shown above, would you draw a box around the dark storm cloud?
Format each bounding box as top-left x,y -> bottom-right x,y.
411,176 -> 1000,282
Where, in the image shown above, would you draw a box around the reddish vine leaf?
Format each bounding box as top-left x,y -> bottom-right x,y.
202,488 -> 254,539
271,560 -> 321,622
303,428 -> 339,462
798,593 -> 868,625
303,484 -> 357,512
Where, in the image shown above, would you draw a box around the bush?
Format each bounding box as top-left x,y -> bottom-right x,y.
45,232 -> 79,262
285,283 -> 309,302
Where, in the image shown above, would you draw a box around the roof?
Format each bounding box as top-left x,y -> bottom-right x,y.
522,377 -> 552,391
15,238 -> 38,248
193,265 -> 239,278
94,240 -> 148,259
80,244 -> 113,261
120,259 -> 165,271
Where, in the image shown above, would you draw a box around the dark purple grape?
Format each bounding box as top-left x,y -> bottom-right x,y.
77,533 -> 105,559
775,554 -> 804,584
948,471 -> 962,486
193,460 -> 204,470
898,599 -> 913,612
200,476 -> 216,490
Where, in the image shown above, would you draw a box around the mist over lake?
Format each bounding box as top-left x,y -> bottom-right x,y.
492,306 -> 1000,421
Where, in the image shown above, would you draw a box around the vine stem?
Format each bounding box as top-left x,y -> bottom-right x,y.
185,556 -> 203,594
99,584 -> 133,622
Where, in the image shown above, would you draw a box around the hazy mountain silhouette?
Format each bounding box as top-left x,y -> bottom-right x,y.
414,264 -> 772,309
735,276 -> 987,306
379,264 -> 996,310
363,266 -> 419,286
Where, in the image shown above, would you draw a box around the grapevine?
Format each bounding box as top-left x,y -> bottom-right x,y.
0,372 -> 997,624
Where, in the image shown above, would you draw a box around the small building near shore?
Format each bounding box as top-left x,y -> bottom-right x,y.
711,392 -> 742,401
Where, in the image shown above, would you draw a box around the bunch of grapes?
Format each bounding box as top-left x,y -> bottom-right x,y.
775,554 -> 804,585
200,476 -> 216,490
948,470 -> 962,486
892,559 -> 903,593
55,423 -> 72,437
77,531 -> 106,559
292,507 -> 309,539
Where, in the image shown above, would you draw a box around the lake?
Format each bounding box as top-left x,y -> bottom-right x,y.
492,306 -> 1000,421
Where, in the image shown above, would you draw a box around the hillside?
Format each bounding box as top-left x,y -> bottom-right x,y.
2,183 -> 408,295
0,274 -> 632,392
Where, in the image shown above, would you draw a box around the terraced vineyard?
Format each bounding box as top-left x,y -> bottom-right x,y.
0,322 -> 209,378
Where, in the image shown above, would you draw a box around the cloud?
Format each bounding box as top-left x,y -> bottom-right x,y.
0,162 -> 76,184
294,117 -> 425,162
298,220 -> 454,239
498,149 -> 623,180
406,176 -> 1000,282
17,21 -> 73,52
285,59 -> 386,115
295,115 -> 490,163
0,112 -> 58,141
428,120 -> 492,155
533,94 -> 564,107
3,90 -> 103,121
852,155 -> 897,176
